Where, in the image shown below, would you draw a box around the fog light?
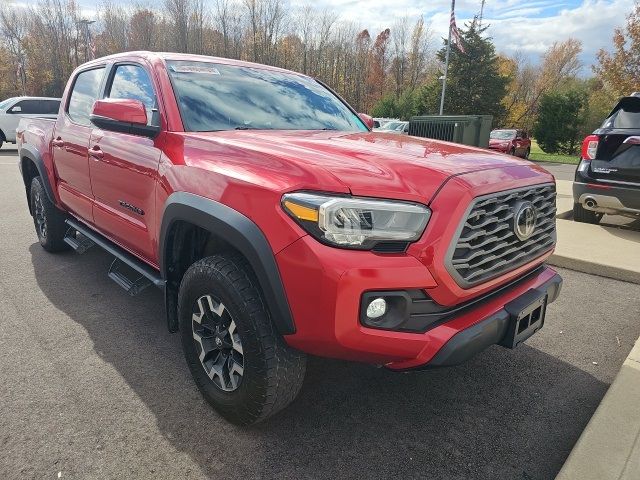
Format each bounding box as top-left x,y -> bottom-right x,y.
366,298 -> 387,319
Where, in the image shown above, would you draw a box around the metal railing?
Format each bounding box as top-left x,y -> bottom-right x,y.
408,115 -> 493,147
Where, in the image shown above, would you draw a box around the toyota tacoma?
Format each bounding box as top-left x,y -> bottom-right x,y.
17,52 -> 562,425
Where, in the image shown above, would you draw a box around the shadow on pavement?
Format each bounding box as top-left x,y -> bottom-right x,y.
0,148 -> 18,157
30,243 -> 606,480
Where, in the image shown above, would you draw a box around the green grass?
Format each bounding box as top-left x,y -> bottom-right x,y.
528,140 -> 580,165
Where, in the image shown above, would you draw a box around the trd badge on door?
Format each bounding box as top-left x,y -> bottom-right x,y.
118,200 -> 145,216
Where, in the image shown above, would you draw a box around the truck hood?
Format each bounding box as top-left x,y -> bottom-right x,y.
181,130 -> 535,203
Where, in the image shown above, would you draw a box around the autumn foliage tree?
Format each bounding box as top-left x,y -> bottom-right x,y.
594,2 -> 640,97
367,28 -> 390,108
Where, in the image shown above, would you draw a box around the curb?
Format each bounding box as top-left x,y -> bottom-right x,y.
548,254 -> 640,285
556,338 -> 640,480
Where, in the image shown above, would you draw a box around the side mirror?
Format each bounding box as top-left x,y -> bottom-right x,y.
90,99 -> 159,138
358,113 -> 375,130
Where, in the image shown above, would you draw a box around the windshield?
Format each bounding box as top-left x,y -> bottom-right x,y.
379,121 -> 403,131
0,97 -> 16,110
167,60 -> 367,132
490,130 -> 516,140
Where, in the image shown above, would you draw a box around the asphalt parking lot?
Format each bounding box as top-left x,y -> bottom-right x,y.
1,147 -> 640,480
532,161 -> 576,182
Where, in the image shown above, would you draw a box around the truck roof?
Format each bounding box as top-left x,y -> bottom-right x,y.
80,51 -> 306,77
3,96 -> 61,102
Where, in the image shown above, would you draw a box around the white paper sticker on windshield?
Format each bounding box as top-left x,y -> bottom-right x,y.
170,65 -> 221,75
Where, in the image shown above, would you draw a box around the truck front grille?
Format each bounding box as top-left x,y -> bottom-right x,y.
446,183 -> 557,288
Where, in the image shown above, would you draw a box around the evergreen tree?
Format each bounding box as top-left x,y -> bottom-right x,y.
416,22 -> 509,122
533,88 -> 587,155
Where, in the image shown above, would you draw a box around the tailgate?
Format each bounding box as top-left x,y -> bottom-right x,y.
592,97 -> 640,185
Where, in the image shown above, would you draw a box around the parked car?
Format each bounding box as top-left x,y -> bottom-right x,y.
0,96 -> 60,148
373,117 -> 397,129
573,94 -> 640,223
17,52 -> 562,425
377,120 -> 409,134
488,129 -> 531,158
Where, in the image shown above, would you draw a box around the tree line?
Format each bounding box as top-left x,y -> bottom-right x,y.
0,0 -> 638,154
0,0 -> 433,113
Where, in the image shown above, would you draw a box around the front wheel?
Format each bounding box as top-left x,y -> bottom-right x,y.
178,254 -> 306,425
30,177 -> 69,252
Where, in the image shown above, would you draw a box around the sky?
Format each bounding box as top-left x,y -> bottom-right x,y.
286,0 -> 632,70
27,0 -> 631,71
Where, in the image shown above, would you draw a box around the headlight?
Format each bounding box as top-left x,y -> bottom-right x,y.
282,192 -> 430,250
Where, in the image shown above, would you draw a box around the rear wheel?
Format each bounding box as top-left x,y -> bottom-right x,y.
178,253 -> 306,425
30,177 -> 69,252
573,203 -> 602,224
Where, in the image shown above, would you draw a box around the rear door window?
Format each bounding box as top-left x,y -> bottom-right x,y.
38,100 -> 60,115
67,67 -> 105,126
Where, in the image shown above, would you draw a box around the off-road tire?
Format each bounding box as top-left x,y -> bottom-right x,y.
30,177 -> 69,252
178,253 -> 306,426
573,203 -> 601,224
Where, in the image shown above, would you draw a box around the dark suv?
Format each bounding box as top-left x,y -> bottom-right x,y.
573,94 -> 640,224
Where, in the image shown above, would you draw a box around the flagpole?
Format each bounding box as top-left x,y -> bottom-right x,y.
439,0 -> 455,115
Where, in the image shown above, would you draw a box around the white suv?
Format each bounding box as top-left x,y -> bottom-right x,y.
0,97 -> 60,148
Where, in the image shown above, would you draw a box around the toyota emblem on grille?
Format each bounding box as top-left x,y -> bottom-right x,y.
513,201 -> 537,241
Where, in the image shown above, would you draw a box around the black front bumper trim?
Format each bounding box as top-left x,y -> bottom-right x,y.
402,272 -> 563,370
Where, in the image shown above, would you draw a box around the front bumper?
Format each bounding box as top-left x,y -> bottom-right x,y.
488,145 -> 510,153
403,272 -> 562,370
276,234 -> 561,370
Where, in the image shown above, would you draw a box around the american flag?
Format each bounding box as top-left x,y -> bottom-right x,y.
450,1 -> 465,53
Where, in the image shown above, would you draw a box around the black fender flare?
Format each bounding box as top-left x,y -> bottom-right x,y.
19,144 -> 57,209
159,192 -> 296,335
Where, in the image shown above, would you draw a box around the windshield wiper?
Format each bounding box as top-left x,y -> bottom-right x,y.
235,125 -> 257,130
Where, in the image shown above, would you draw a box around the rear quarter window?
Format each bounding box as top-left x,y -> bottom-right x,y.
603,98 -> 640,129
9,100 -> 40,114
40,100 -> 60,115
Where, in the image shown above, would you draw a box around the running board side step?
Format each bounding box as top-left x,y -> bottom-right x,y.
65,218 -> 165,295
64,227 -> 96,254
108,259 -> 153,296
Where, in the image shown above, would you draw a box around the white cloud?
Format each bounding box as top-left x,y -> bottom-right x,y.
484,0 -> 632,60
299,0 -> 631,69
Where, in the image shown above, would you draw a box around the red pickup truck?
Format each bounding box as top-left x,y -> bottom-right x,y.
17,52 -> 562,425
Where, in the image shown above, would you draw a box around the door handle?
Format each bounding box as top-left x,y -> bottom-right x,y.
52,137 -> 64,148
88,146 -> 104,160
